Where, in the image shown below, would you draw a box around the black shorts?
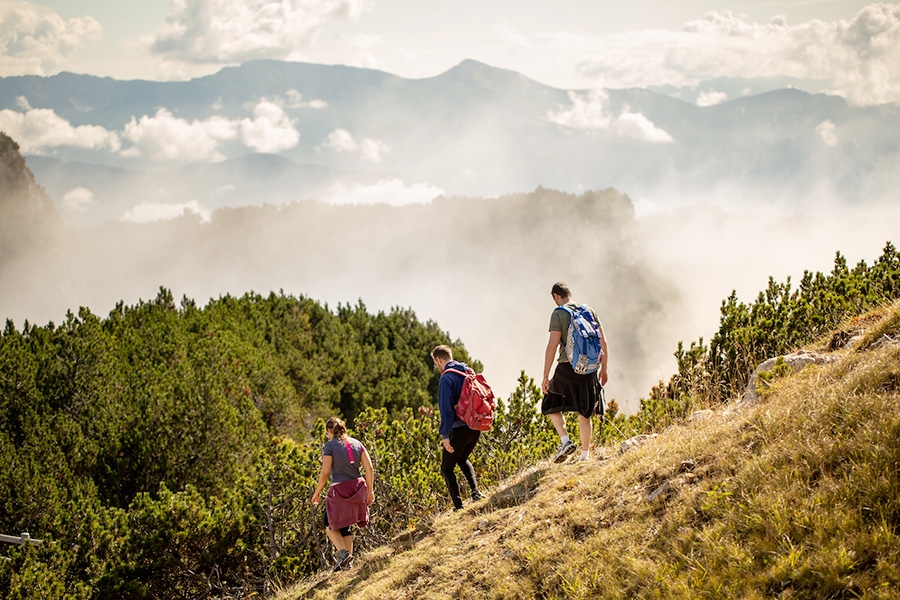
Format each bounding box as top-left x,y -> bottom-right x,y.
541,361 -> 603,419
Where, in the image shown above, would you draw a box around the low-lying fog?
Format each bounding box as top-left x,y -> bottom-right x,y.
1,184 -> 896,415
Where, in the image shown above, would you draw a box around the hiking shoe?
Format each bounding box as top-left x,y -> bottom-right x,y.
342,556 -> 354,570
333,549 -> 351,572
471,490 -> 485,501
552,440 -> 577,463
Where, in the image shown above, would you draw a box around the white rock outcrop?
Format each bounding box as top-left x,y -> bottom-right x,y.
742,350 -> 836,405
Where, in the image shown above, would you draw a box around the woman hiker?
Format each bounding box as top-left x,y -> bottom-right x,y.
311,417 -> 376,571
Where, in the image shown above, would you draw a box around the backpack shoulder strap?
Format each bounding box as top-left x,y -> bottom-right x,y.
344,440 -> 355,464
440,367 -> 471,378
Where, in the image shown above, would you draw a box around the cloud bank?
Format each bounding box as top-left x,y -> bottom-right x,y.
548,90 -> 674,142
145,0 -> 371,64
1,98 -> 300,160
0,101 -> 120,153
0,0 -> 101,76
566,4 -> 900,105
318,128 -> 390,162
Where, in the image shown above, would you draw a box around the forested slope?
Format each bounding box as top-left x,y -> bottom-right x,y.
3,242 -> 898,598
0,289 -> 596,597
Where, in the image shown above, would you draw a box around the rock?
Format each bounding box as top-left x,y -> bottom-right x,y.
689,409 -> 713,422
742,350 -> 836,405
646,481 -> 671,501
619,434 -> 657,455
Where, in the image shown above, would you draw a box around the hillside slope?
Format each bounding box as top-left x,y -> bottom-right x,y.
285,301 -> 900,599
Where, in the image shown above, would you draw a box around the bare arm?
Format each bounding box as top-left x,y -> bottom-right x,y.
542,330 -> 562,394
598,323 -> 609,386
311,455 -> 333,505
361,448 -> 375,505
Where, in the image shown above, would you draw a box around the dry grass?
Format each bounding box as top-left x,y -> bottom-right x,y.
278,303 -> 900,600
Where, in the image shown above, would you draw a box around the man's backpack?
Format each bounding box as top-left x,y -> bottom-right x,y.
441,367 -> 495,431
560,304 -> 604,375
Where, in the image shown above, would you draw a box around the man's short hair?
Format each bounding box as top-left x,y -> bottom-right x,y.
551,282 -> 571,299
431,345 -> 452,361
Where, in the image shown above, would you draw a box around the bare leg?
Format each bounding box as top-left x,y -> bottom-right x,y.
549,412 -> 567,438
325,527 -> 346,552
578,414 -> 592,452
343,535 -> 354,556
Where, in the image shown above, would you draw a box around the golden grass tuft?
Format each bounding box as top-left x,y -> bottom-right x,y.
279,303 -> 900,600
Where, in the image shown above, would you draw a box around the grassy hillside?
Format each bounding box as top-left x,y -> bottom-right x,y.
283,301 -> 900,599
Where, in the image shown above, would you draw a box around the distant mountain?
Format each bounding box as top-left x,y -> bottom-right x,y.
2,59 -> 898,225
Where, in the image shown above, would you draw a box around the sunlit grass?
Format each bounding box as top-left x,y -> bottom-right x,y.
279,304 -> 900,600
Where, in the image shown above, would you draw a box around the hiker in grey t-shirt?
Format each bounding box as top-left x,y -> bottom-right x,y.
312,417 -> 375,571
541,281 -> 609,463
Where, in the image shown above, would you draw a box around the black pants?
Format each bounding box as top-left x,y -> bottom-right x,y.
441,426 -> 481,509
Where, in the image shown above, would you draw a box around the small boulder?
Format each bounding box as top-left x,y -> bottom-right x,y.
742,350 -> 836,404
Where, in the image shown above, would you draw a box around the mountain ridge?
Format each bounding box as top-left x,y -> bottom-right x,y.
2,58 -> 898,228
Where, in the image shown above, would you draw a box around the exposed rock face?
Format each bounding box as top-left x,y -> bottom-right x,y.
742,350 -> 837,405
0,132 -> 60,264
0,132 -> 67,323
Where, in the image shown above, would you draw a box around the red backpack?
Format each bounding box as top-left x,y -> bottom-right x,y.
441,367 -> 496,431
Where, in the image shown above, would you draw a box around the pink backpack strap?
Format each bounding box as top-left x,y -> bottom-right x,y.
344,441 -> 355,464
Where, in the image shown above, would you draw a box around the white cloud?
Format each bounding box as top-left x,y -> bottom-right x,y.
358,137 -> 389,163
548,90 -> 673,143
696,89 -> 728,106
319,128 -> 358,152
62,187 -> 95,212
538,4 -> 900,106
285,90 -> 328,109
548,89 -> 613,130
239,100 -> 299,153
317,128 -> 389,162
615,109 -> 674,143
0,104 -> 120,153
0,0 -> 101,76
120,108 -> 237,161
322,178 -> 444,206
817,119 -> 839,146
2,98 -> 300,161
121,200 -> 212,224
145,0 -> 371,64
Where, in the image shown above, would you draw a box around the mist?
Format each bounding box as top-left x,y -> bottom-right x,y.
2,159 -> 897,415
4,56 -> 899,413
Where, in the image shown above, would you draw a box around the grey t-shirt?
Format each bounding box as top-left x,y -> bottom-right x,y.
323,436 -> 366,484
549,302 -> 601,363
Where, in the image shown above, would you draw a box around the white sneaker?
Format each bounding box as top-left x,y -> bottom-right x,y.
552,440 -> 577,463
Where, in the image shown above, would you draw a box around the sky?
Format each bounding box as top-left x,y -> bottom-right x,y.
3,1 -> 900,105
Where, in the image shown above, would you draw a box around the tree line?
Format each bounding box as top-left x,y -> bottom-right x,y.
637,241 -> 900,429
0,288 -> 628,598
4,239 -> 897,598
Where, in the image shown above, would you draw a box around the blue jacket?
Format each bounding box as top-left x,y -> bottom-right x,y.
438,360 -> 468,439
